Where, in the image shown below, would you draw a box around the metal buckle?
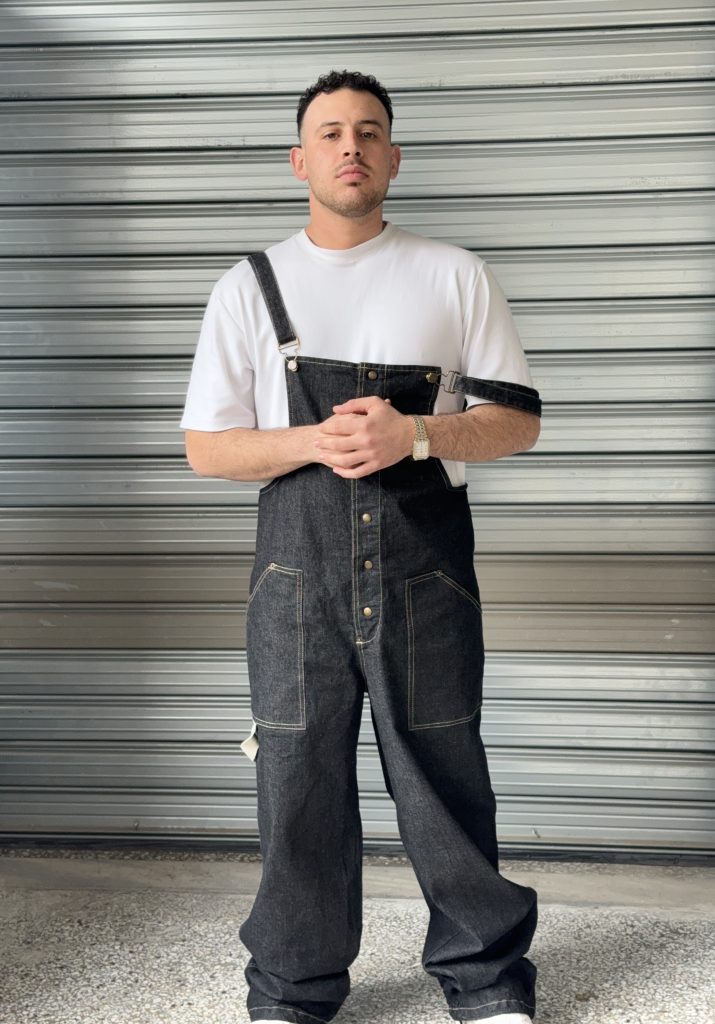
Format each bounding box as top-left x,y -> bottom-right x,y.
441,369 -> 459,393
279,337 -> 300,371
278,336 -> 300,354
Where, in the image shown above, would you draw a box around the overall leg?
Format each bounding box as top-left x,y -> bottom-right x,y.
361,638 -> 538,1023
239,613 -> 366,1024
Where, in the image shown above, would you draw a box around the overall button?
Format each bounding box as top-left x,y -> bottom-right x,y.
364,560 -> 373,570
361,512 -> 372,523
367,369 -> 378,380
363,607 -> 373,617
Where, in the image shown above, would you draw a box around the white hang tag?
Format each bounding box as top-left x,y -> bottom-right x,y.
240,718 -> 259,762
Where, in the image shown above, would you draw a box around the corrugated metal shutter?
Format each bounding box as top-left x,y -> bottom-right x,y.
0,1 -> 713,854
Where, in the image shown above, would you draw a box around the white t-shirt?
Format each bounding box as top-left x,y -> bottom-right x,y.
180,221 -> 534,487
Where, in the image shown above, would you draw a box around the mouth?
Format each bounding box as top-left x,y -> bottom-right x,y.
338,166 -> 368,181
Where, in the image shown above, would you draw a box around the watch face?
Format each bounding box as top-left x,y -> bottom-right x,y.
413,439 -> 430,459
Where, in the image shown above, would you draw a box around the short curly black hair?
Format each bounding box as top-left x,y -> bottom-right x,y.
296,69 -> 393,139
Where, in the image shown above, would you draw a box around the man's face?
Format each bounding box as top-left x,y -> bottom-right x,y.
290,88 -> 401,220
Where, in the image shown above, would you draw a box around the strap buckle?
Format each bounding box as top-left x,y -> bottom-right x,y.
279,336 -> 301,371
440,369 -> 459,393
278,337 -> 300,354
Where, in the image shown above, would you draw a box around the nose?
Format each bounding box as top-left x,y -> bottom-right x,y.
342,131 -> 363,158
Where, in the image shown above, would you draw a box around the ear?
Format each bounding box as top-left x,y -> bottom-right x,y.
389,143 -> 401,180
290,145 -> 308,182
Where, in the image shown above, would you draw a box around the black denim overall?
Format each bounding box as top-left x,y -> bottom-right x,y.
238,252 -> 542,1024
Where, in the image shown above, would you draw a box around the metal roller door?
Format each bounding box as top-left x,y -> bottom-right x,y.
0,1 -> 713,854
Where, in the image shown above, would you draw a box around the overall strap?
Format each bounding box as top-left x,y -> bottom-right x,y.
246,251 -> 298,351
449,372 -> 541,416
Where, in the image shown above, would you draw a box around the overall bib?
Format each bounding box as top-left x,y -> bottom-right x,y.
237,252 -> 542,1024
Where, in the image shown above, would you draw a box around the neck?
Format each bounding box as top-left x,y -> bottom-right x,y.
304,204 -> 386,250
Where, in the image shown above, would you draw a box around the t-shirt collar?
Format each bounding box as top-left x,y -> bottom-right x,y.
295,221 -> 395,265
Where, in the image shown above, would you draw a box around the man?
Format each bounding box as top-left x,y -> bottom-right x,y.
181,70 -> 540,1024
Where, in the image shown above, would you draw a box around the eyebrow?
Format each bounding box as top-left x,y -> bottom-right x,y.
316,119 -> 384,131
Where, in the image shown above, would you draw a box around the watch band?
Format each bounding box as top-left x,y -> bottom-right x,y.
410,414 -> 430,460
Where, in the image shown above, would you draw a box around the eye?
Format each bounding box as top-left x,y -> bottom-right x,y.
361,131 -> 377,139
323,131 -> 339,140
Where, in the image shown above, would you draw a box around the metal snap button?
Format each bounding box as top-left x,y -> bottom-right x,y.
361,512 -> 372,523
364,559 -> 373,569
363,607 -> 373,617
425,371 -> 439,383
367,369 -> 378,380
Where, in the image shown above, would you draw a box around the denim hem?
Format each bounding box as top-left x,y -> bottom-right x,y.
448,996 -> 535,1021
248,1005 -> 330,1024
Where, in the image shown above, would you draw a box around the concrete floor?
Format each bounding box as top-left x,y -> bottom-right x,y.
1,846 -> 714,1024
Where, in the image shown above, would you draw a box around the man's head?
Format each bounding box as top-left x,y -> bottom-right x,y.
290,70 -> 400,223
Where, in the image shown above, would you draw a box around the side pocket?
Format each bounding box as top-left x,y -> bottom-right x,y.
405,569 -> 484,730
433,457 -> 469,492
246,562 -> 306,729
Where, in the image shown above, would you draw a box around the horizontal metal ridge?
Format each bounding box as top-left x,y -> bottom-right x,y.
0,506 -> 712,556
0,354 -> 711,408
4,194 -> 714,256
1,246 -> 713,304
4,140 -> 714,204
3,2 -> 713,44
0,792 -> 711,848
2,404 -> 713,455
1,553 -> 712,605
0,455 -> 713,504
1,605 -> 712,653
1,748 -> 712,802
1,299 -> 713,356
2,27 -> 713,99
3,83 -> 714,150
0,650 -> 711,700
1,696 -> 712,748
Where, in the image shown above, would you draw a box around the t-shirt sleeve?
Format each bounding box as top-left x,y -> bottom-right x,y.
179,281 -> 257,430
461,259 -> 534,409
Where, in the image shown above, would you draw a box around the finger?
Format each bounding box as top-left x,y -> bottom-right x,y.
320,450 -> 367,469
319,414 -> 365,436
332,461 -> 375,478
314,436 -> 361,453
332,397 -> 382,413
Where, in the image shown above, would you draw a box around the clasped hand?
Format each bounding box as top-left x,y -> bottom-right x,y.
313,396 -> 413,478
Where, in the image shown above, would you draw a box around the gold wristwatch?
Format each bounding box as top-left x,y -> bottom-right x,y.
410,414 -> 430,460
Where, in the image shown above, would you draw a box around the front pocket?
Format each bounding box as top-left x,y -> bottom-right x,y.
405,569 -> 484,730
246,562 -> 306,729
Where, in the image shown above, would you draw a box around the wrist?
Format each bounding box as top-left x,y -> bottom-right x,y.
404,413 -> 417,457
303,423 -> 324,464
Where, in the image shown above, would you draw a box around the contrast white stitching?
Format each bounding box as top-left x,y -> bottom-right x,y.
438,570 -> 482,611
448,1001 -> 534,1012
285,355 -> 443,373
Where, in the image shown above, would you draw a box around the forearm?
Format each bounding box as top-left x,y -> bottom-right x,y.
184,424 -> 321,481
420,403 -> 540,462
